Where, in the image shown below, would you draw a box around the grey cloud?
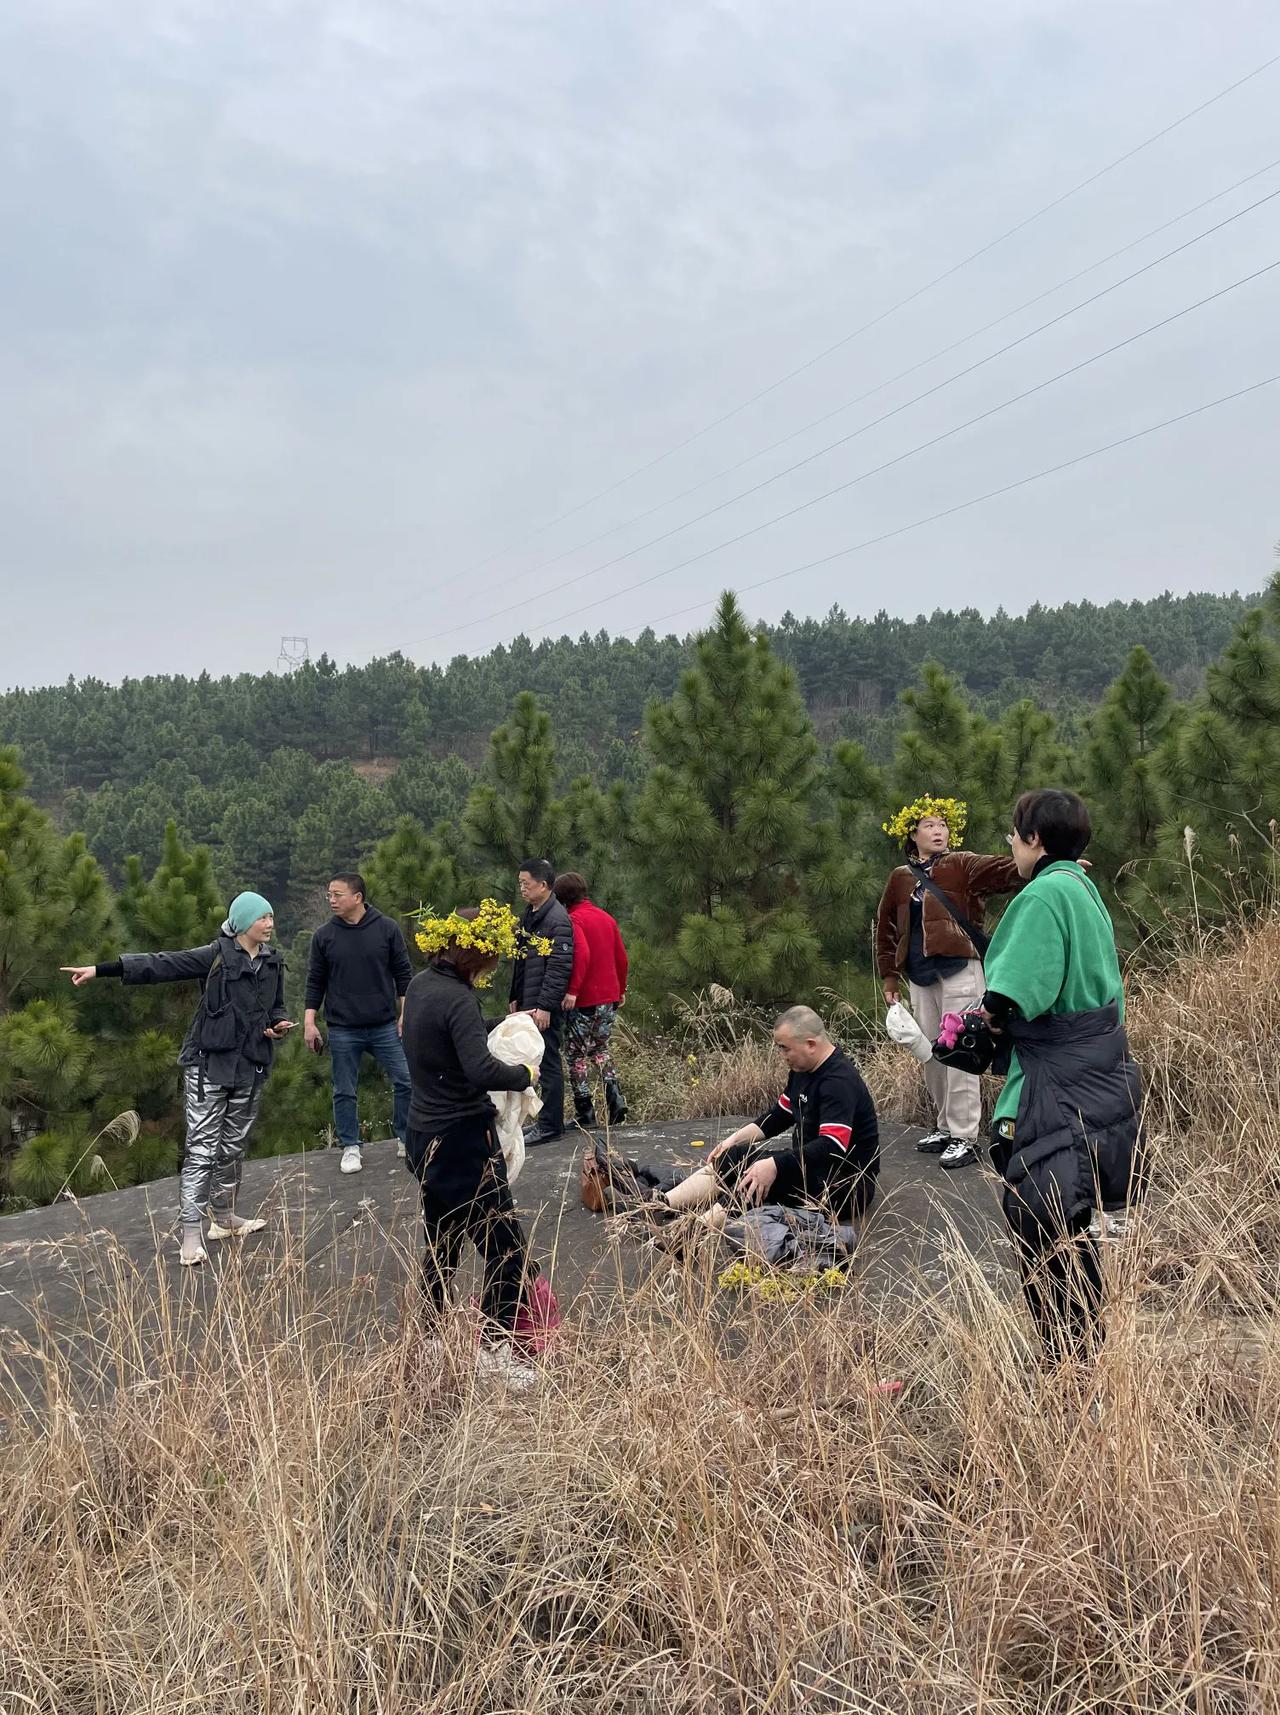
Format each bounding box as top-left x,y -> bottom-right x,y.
0,0 -> 1277,686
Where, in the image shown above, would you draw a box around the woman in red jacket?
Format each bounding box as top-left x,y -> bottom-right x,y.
552,872 -> 629,1129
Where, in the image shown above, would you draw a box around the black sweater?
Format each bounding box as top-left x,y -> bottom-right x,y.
305,907 -> 413,1028
402,962 -> 533,1132
756,1046 -> 880,1205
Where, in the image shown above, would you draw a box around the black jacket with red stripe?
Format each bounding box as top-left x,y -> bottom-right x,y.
756,1046 -> 879,1214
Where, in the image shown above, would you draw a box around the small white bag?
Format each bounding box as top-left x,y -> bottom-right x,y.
486,1013 -> 545,1183
885,1000 -> 933,1063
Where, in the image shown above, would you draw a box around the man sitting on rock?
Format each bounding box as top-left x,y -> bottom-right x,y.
659,1006 -> 880,1227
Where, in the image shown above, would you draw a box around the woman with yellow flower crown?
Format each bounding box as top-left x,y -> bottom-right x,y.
401,901 -> 548,1392
874,797 -> 1021,1168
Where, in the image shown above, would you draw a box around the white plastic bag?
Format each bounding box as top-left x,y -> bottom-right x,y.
486,1013 -> 545,1183
885,1000 -> 933,1063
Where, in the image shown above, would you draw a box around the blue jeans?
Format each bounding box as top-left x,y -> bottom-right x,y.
328,1022 -> 411,1150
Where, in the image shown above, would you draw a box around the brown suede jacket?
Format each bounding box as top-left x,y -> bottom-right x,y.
874,851 -> 1021,979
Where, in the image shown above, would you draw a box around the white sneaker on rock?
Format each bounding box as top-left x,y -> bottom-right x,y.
396,1139 -> 407,1160
178,1231 -> 208,1267
939,1140 -> 978,1169
475,1341 -> 538,1394
916,1129 -> 951,1154
207,1215 -> 267,1240
340,1147 -> 363,1174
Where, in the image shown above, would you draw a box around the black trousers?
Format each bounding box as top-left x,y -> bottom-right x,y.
538,1010 -> 565,1132
716,1141 -> 876,1221
405,1115 -> 530,1335
1003,1194 -> 1103,1364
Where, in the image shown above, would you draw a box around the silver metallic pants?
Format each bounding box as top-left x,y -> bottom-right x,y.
180,1069 -> 263,1228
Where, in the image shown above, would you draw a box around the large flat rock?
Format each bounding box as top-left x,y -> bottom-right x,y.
0,1117 -> 1013,1407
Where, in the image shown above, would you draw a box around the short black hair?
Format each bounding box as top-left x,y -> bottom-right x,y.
329,872 -> 367,900
518,858 -> 556,888
1012,790 -> 1092,862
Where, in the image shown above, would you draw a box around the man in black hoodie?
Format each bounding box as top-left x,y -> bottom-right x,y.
508,857 -> 574,1146
305,872 -> 414,1174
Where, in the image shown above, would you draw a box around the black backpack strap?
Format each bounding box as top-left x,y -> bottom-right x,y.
909,863 -> 991,958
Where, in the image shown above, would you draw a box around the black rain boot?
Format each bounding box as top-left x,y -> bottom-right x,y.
604,1076 -> 628,1127
573,1093 -> 599,1129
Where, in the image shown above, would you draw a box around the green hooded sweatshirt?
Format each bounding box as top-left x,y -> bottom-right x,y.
982,860 -> 1124,1128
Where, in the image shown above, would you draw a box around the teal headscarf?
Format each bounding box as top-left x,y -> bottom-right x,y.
227,891 -> 274,934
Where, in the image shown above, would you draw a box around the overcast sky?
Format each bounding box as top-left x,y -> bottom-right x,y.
2,1 -> 1277,689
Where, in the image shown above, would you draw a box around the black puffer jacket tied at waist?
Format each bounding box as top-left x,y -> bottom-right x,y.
116,927 -> 288,1088
992,1002 -> 1143,1233
509,894 -> 574,1012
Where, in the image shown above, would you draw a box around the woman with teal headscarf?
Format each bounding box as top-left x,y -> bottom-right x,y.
63,891 -> 294,1265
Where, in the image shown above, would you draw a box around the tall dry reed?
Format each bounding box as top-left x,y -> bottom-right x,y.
1,920 -> 1278,1712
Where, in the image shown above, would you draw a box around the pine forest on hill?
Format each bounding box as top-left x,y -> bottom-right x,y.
1,573 -> 1278,1208
0,587 -> 1256,926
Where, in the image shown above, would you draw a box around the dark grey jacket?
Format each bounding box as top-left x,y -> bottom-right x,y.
116,926 -> 288,1088
509,894 -> 574,1012
403,962 -> 532,1132
992,1002 -> 1142,1233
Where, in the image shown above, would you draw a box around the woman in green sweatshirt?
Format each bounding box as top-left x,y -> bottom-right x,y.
978,789 -> 1141,1364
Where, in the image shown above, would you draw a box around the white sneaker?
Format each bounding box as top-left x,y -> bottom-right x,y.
475,1341 -> 538,1394
939,1139 -> 978,1169
396,1139 -> 407,1160
178,1231 -> 208,1266
340,1146 -> 363,1174
915,1129 -> 951,1154
207,1215 -> 267,1240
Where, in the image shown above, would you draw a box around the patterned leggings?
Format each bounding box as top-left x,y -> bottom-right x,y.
564,1003 -> 619,1103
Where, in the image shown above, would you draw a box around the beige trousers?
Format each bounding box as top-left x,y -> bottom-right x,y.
908,958 -> 985,1141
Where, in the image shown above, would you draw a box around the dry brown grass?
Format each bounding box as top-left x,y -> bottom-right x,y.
2,922 -> 1280,1712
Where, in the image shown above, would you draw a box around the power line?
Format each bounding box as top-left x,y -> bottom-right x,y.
446,50 -> 1280,583
517,259 -> 1279,641
621,375 -> 1280,638
426,187 -> 1280,647
468,156 -> 1280,595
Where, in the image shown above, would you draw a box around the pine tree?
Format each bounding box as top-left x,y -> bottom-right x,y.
628,593 -> 853,1001
363,817 -> 465,957
0,747 -> 113,1159
461,692 -> 565,888
1157,575 -> 1280,913
118,820 -> 224,949
891,664 -> 1062,852
1082,646 -> 1173,884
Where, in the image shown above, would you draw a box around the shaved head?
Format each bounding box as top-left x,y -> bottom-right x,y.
775,1006 -> 829,1043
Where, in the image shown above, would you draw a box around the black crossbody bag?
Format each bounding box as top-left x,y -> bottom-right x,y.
908,863 -> 991,959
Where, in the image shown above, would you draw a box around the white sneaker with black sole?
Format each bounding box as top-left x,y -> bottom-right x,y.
916,1129 -> 951,1154
939,1140 -> 978,1169
339,1146 -> 363,1174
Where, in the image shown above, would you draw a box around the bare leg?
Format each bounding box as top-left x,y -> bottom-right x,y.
663,1167 -> 720,1211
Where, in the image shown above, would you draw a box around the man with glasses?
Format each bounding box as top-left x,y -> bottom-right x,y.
305,872 -> 414,1174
